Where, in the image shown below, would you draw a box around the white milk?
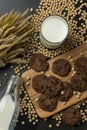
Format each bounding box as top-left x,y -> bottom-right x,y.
0,95 -> 15,130
41,16 -> 68,43
40,15 -> 68,49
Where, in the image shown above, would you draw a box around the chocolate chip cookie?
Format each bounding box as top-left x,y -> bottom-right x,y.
71,74 -> 87,92
59,82 -> 73,101
74,57 -> 87,75
38,94 -> 57,112
32,74 -> 48,93
32,74 -> 63,96
52,59 -> 71,77
45,76 -> 63,97
62,107 -> 82,126
29,53 -> 49,72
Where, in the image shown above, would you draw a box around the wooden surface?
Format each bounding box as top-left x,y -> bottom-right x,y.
22,43 -> 87,118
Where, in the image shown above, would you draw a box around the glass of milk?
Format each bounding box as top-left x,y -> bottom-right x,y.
40,15 -> 69,49
0,75 -> 22,130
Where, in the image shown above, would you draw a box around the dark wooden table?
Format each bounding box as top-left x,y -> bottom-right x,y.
0,0 -> 87,130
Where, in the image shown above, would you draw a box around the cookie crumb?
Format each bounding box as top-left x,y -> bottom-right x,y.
21,121 -> 25,125
72,67 -> 74,71
61,91 -> 64,95
44,118 -> 47,121
56,123 -> 60,127
49,124 -> 52,128
70,58 -> 74,62
73,71 -> 76,74
73,91 -> 77,95
63,101 -> 66,105
76,94 -> 81,98
4,73 -> 8,76
80,52 -> 83,56
26,82 -> 30,86
26,76 -> 30,80
35,98 -> 38,102
68,56 -> 72,59
41,71 -> 44,74
30,8 -> 34,12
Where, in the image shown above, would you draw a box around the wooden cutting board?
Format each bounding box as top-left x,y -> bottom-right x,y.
21,43 -> 87,118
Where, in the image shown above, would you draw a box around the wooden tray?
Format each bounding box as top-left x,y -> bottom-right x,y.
21,43 -> 87,118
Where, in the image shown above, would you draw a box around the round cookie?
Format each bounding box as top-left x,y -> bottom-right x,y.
59,82 -> 73,101
38,94 -> 57,112
32,74 -> 48,93
62,107 -> 82,126
71,74 -> 87,92
52,59 -> 71,77
29,53 -> 49,72
74,57 -> 87,75
45,76 -> 63,97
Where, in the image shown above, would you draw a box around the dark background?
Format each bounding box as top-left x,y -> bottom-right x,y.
0,0 -> 87,130
0,0 -> 40,14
